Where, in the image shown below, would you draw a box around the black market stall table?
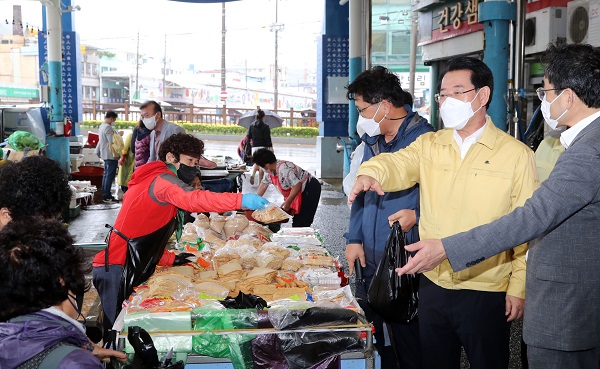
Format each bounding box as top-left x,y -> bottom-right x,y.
110,216 -> 374,369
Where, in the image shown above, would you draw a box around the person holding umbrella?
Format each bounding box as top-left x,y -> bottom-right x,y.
246,109 -> 273,185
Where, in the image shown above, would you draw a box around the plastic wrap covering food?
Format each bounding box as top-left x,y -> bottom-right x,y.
192,307 -> 258,369
244,221 -> 273,240
209,214 -> 227,234
271,232 -> 322,246
311,285 -> 360,310
251,204 -> 292,224
297,268 -> 342,287
128,272 -> 201,313
123,311 -> 193,355
251,334 -> 341,369
224,213 -> 250,238
197,228 -> 226,248
193,213 -> 210,229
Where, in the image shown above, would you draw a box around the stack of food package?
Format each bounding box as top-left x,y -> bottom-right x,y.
119,211 -> 361,362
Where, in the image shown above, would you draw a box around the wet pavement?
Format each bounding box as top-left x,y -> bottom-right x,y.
67,140 -> 524,369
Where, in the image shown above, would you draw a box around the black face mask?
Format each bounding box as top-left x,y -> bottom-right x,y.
177,163 -> 199,184
68,292 -> 84,319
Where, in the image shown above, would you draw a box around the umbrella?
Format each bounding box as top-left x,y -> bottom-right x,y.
238,109 -> 284,128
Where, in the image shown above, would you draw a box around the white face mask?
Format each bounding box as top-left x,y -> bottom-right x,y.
440,89 -> 482,130
541,90 -> 567,130
142,113 -> 157,130
356,103 -> 385,137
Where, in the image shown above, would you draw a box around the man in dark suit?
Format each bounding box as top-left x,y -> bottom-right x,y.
390,43 -> 600,368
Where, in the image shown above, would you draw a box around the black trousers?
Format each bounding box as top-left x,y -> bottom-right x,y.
419,276 -> 510,369
292,177 -> 321,227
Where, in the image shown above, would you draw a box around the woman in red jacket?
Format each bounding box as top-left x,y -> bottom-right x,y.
92,133 -> 268,330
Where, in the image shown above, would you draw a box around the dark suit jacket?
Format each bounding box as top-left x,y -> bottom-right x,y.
444,118 -> 600,351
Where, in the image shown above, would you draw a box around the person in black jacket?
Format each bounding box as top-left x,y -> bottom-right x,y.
246,109 -> 273,185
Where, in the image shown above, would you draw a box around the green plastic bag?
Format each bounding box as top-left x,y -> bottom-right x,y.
192,307 -> 257,369
8,131 -> 44,151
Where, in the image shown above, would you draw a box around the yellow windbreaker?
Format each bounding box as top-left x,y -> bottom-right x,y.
357,117 -> 539,298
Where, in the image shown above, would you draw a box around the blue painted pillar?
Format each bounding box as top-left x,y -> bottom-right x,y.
316,0 -> 350,178
46,0 -> 64,135
348,0 -> 364,143
479,1 -> 516,131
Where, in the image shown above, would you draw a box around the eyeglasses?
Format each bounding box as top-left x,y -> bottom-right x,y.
356,103 -> 378,117
434,88 -> 476,103
536,87 -> 560,101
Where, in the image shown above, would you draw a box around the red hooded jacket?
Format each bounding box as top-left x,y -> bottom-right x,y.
93,161 -> 242,267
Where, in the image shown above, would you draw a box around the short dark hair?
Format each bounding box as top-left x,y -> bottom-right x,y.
252,148 -> 276,167
0,218 -> 90,321
541,43 -> 600,108
402,90 -> 414,107
0,156 -> 71,220
140,100 -> 163,115
158,133 -> 204,162
256,109 -> 266,120
105,111 -> 118,120
346,66 -> 405,108
444,57 -> 494,109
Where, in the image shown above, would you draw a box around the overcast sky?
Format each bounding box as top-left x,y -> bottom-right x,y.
1,0 -> 324,71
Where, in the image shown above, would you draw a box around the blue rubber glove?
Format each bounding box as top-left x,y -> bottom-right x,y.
242,194 -> 269,210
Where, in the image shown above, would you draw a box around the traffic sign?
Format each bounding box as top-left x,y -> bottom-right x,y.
220,91 -> 228,101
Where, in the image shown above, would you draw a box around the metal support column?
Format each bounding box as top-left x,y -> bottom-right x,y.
479,0 -> 516,131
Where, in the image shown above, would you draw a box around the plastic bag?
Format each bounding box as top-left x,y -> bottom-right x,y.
191,307 -> 257,369
277,331 -> 363,369
7,130 -> 44,151
367,221 -> 419,324
125,326 -> 186,369
251,334 -> 341,369
269,305 -> 361,330
342,142 -> 364,196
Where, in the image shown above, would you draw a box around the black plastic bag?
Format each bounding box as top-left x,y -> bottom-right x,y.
367,221 -> 419,324
125,326 -> 185,369
219,292 -> 268,310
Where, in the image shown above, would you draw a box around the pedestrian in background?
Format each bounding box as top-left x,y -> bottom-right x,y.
117,129 -> 134,194
95,111 -> 120,203
397,43 -> 600,369
247,109 -> 273,185
133,120 -> 152,169
345,66 -> 434,369
349,57 -> 538,369
142,100 -> 185,162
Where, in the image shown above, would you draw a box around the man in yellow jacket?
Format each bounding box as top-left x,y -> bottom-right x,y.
348,57 -> 539,369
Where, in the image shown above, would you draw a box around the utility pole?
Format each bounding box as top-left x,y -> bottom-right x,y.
221,2 -> 226,94
135,31 -> 139,101
270,0 -> 284,112
163,33 -> 167,100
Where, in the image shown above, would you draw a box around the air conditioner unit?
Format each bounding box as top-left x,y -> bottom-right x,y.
567,0 -> 600,45
524,7 -> 567,55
